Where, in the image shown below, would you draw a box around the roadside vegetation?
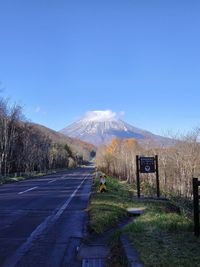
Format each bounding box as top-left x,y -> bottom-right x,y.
96,129 -> 200,199
89,175 -> 200,267
0,96 -> 84,182
89,175 -> 133,234
124,199 -> 200,267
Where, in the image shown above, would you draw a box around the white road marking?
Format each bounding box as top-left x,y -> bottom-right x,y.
47,173 -> 67,184
18,186 -> 38,195
17,173 -> 73,194
53,175 -> 87,220
4,175 -> 90,267
61,174 -> 69,179
47,179 -> 57,184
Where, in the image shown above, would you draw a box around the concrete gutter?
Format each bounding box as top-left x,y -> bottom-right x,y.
120,233 -> 144,267
82,258 -> 106,267
77,244 -> 109,267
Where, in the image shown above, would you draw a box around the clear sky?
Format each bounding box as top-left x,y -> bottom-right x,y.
0,0 -> 200,135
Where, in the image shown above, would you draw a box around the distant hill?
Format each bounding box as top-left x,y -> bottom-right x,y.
60,110 -> 173,146
29,122 -> 96,160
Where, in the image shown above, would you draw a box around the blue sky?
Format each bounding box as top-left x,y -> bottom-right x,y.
0,0 -> 200,135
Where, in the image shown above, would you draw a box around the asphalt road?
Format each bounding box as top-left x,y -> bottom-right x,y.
0,165 -> 94,267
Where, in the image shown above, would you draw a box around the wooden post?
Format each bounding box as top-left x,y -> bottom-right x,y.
136,155 -> 140,198
193,178 -> 200,237
155,155 -> 160,198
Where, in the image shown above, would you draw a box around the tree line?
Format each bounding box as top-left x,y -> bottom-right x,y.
0,97 -> 76,177
95,129 -> 200,198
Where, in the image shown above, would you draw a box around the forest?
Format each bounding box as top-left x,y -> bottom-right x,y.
0,97 -> 77,177
96,129 -> 200,198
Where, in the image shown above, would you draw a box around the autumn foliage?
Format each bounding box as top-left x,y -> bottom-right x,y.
96,130 -> 200,198
96,137 -> 139,183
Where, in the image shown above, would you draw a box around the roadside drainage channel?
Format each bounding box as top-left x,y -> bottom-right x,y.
82,258 -> 105,267
111,207 -> 144,267
78,218 -> 132,267
122,207 -> 145,267
120,233 -> 143,267
78,244 -> 109,267
78,208 -> 145,267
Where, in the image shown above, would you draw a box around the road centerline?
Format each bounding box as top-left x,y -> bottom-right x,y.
18,186 -> 38,195
17,173 -> 69,194
47,179 -> 57,184
47,173 -> 68,184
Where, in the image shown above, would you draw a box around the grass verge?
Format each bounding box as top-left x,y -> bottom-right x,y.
89,175 -> 133,234
89,175 -> 200,267
123,199 -> 200,267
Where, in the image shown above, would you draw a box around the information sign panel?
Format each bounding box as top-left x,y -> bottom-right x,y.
139,157 -> 155,173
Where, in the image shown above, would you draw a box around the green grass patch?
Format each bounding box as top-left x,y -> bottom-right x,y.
124,199 -> 200,267
89,176 -> 133,234
0,176 -> 25,184
169,194 -> 193,217
90,175 -> 200,267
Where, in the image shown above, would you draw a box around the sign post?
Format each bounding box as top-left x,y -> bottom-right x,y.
155,155 -> 160,198
193,178 -> 200,237
136,155 -> 140,198
136,155 -> 160,198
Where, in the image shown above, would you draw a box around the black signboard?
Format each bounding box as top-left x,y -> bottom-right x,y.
139,157 -> 155,173
136,155 -> 160,198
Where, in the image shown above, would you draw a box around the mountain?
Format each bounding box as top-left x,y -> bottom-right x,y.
59,110 -> 172,146
29,122 -> 96,160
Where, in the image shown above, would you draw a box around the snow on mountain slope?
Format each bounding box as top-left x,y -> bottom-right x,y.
60,110 -> 172,146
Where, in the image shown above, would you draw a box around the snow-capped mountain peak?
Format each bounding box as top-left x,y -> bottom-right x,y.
59,110 -> 172,146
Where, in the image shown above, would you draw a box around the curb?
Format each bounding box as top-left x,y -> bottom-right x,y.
120,233 -> 144,267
